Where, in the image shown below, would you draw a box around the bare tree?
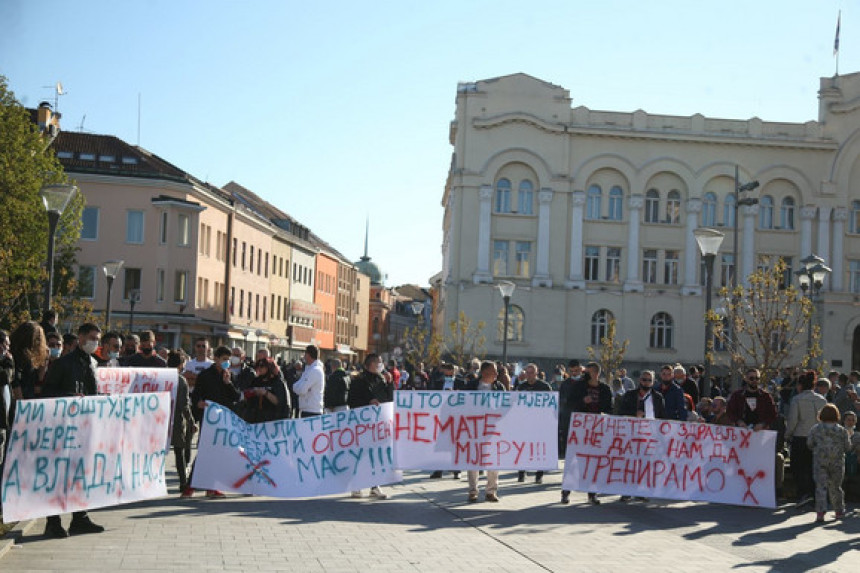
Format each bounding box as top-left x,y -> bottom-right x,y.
587,317 -> 629,382
403,316 -> 444,369
445,311 -> 486,368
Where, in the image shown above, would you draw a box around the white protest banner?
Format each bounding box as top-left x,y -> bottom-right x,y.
561,413 -> 777,508
1,393 -> 171,521
393,390 -> 558,471
96,367 -> 177,402
192,402 -> 401,497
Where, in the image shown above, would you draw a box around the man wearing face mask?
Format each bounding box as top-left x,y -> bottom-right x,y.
121,330 -> 167,368
94,331 -> 123,367
185,345 -> 240,499
348,353 -> 393,499
42,322 -> 105,537
229,347 -> 256,391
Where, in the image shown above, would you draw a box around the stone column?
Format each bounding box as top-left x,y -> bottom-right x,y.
682,198 -> 703,295
532,188 -> 554,287
623,194 -> 644,292
741,203 -> 759,287
831,207 -> 847,292
817,206 -> 832,266
566,191 -> 586,289
472,185 -> 493,284
800,205 -> 816,259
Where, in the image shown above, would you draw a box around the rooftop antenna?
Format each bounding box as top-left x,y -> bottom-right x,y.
77,114 -> 86,132
41,81 -> 66,111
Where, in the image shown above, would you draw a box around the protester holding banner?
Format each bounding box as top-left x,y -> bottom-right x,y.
348,352 -> 392,499
167,350 -> 195,494
807,404 -> 852,522
558,360 -> 583,461
727,368 -> 778,431
617,370 -> 666,420
185,345 -> 240,499
41,322 -> 105,538
565,361 -> 613,505
0,330 -> 12,496
462,361 -> 507,503
517,363 -> 553,484
237,357 -> 290,423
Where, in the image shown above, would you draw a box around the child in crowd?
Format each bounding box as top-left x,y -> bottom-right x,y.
807,404 -> 852,523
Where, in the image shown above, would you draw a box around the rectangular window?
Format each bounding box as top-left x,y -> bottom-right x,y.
122,156 -> 138,165
257,249 -> 262,275
123,268 -> 142,299
178,214 -> 190,246
77,266 -> 96,299
159,211 -> 168,244
643,249 -> 658,284
230,287 -> 235,315
250,245 -> 255,273
256,294 -> 260,321
242,242 -> 247,270
606,247 -> 621,283
850,261 -> 860,294
664,250 -> 679,284
515,242 -> 531,277
721,254 -> 735,287
127,211 -> 144,244
174,271 -> 187,302
493,240 -> 509,276
232,238 -> 238,266
518,190 -> 533,215
239,289 -> 244,318
780,256 -> 793,290
81,207 -> 99,240
585,246 -> 600,281
645,194 -> 660,223
156,268 -> 165,302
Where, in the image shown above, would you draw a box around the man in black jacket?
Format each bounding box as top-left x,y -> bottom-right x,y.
41,322 -> 104,538
325,358 -> 351,413
347,353 -> 393,499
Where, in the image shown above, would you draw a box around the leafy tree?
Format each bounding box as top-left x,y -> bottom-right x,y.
712,257 -> 816,386
0,75 -> 84,328
445,311 -> 486,368
586,317 -> 629,383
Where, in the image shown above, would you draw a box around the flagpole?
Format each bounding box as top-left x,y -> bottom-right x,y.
835,10 -> 841,77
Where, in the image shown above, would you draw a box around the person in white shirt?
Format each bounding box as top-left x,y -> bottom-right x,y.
184,337 -> 213,390
293,344 -> 325,417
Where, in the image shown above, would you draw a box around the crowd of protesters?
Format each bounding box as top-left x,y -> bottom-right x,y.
2,312 -> 860,535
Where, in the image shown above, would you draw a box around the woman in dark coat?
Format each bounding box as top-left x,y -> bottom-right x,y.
10,320 -> 47,401
167,350 -> 195,493
238,358 -> 290,423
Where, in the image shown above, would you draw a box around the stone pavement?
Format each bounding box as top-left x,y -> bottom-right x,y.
2,466 -> 860,573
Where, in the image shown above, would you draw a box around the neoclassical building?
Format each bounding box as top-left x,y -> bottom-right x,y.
437,72 -> 860,372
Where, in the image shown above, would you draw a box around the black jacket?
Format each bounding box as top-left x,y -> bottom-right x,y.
43,347 -> 98,398
516,379 -> 553,392
0,353 -> 13,431
190,363 -> 240,422
570,378 -> 613,414
348,369 -> 392,408
325,369 -> 351,409
237,375 -> 291,423
617,388 -> 667,419
456,378 -> 506,391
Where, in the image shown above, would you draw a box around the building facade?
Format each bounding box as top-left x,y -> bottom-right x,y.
439,72 -> 860,372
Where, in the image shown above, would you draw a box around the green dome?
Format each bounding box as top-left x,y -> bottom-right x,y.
355,255 -> 384,286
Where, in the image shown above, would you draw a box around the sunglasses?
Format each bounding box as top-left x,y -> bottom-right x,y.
640,377 -> 652,382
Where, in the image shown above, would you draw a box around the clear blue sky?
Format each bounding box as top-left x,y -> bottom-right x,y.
1,0 -> 849,287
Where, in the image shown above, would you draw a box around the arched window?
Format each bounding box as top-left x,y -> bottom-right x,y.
497,304 -> 524,342
649,312 -> 673,349
723,194 -> 736,228
780,197 -> 795,230
759,195 -> 774,229
852,201 -> 860,234
495,178 -> 511,213
591,309 -> 613,345
586,185 -> 602,220
666,190 -> 681,224
372,316 -> 380,334
518,180 -> 534,215
702,192 -> 717,227
645,189 -> 660,223
608,186 -> 623,221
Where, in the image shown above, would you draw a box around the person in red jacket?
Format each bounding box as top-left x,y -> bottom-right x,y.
726,368 -> 777,431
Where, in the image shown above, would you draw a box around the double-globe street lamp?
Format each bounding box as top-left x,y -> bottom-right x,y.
694,228 -> 725,399
102,260 -> 124,330
39,184 -> 77,316
497,281 -> 516,367
795,254 -> 832,369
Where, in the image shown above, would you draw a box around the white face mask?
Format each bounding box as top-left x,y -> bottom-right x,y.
81,340 -> 99,355
230,356 -> 241,366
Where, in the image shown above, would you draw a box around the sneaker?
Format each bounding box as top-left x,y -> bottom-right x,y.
369,487 -> 388,500
44,519 -> 68,539
517,472 -> 525,483
816,512 -> 826,523
351,490 -> 364,498
535,475 -> 543,484
836,510 -> 847,519
205,490 -> 226,499
452,472 -> 460,479
68,517 -> 104,535
180,487 -> 195,498
588,493 -> 601,505
485,493 -> 500,502
561,490 -> 570,504
429,471 -> 443,479
468,492 -> 479,503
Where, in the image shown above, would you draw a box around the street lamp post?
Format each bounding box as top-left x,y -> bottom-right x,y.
39,184 -> 77,316
128,289 -> 140,333
694,228 -> 725,399
242,329 -> 250,354
795,254 -> 832,370
729,166 -> 759,388
497,281 -> 516,367
102,260 -> 124,330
